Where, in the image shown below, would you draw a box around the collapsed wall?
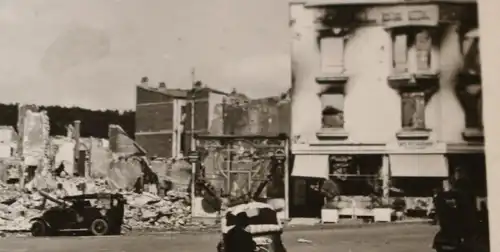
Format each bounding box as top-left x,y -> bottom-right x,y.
0,107 -> 199,235
222,92 -> 291,136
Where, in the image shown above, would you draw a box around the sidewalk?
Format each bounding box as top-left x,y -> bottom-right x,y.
284,218 -> 431,232
129,219 -> 432,236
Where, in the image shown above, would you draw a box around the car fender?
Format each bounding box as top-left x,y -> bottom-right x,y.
29,217 -> 52,229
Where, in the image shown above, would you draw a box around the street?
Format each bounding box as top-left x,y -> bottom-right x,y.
0,224 -> 437,252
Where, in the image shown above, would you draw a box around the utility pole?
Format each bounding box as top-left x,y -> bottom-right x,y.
189,68 -> 196,204
190,68 -> 196,152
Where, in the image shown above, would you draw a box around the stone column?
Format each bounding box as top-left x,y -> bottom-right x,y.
381,155 -> 390,204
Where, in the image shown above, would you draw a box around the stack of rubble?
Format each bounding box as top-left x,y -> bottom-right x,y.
0,175 -> 207,234
123,190 -> 196,231
0,183 -> 42,232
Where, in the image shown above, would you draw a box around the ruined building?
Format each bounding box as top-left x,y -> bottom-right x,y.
289,0 -> 482,218
135,77 -> 291,159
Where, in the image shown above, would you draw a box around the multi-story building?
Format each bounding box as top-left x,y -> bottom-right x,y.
289,0 -> 482,218
135,78 -> 227,158
135,76 -> 292,159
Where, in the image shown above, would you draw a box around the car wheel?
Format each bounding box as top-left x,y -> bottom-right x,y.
31,220 -> 48,237
90,219 -> 110,236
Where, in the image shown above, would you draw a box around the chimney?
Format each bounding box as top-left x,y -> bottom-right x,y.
108,125 -> 118,153
193,81 -> 202,89
158,82 -> 166,89
73,120 -> 81,176
140,76 -> 149,87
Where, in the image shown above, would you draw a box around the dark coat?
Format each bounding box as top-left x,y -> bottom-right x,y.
223,227 -> 256,252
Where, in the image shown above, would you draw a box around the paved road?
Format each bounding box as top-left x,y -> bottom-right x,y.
0,224 -> 438,252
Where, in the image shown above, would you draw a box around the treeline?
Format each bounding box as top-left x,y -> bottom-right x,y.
0,103 -> 135,139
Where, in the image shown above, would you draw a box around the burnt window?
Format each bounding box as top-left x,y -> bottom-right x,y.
401,92 -> 426,130
320,36 -> 346,74
463,36 -> 480,75
392,27 -> 436,74
320,90 -> 345,129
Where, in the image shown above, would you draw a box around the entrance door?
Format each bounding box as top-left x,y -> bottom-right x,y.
289,177 -> 324,218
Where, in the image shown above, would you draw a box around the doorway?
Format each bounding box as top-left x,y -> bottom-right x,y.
289,177 -> 324,218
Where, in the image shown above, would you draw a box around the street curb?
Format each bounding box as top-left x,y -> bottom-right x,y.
283,220 -> 432,232
128,220 -> 433,236
0,220 -> 433,238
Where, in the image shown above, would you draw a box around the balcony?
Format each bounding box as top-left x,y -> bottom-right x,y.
387,72 -> 439,92
396,128 -> 431,141
316,128 -> 349,140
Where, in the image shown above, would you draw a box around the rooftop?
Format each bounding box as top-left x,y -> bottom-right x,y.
137,84 -> 229,99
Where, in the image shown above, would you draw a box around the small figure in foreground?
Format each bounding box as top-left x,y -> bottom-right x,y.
223,212 -> 256,252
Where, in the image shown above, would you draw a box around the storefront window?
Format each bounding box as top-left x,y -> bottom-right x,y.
327,155 -> 382,196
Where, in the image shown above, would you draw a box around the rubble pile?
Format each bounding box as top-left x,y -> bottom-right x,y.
0,183 -> 42,232
123,190 -> 198,231
0,175 -> 206,234
0,106 -> 209,235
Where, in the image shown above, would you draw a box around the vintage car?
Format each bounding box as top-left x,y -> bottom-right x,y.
30,192 -> 126,236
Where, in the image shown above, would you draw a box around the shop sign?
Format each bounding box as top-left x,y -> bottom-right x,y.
398,141 -> 434,149
329,155 -> 352,162
381,5 -> 439,27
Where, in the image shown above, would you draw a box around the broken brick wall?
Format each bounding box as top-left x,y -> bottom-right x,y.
135,86 -> 175,158
108,125 -> 138,155
222,96 -> 291,136
21,110 -> 50,167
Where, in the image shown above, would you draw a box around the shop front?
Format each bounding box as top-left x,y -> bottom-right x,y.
289,141 -> 456,219
289,153 -> 385,219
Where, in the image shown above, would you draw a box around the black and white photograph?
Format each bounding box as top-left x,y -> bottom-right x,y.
0,0 -> 496,252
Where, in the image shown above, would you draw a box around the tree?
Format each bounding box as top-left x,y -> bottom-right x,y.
0,103 -> 135,139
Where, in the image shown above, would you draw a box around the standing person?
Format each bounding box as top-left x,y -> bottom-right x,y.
54,183 -> 68,199
433,179 -> 478,252
223,212 -> 256,252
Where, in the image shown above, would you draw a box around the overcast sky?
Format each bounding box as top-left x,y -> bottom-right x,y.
0,0 -> 290,110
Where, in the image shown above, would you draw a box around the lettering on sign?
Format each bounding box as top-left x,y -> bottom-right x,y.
382,12 -> 403,22
398,141 -> 433,149
408,10 -> 430,21
381,5 -> 438,27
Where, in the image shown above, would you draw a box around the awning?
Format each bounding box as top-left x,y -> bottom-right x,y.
389,154 -> 448,177
291,155 -> 329,178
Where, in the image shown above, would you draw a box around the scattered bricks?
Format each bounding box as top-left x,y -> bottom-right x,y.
140,209 -> 157,221
0,173 -> 208,234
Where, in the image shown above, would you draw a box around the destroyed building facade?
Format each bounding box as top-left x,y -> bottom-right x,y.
289,0 -> 483,218
134,78 -> 292,223
135,79 -> 291,158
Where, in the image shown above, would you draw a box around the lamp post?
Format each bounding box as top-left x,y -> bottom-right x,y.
190,68 -> 196,152
190,90 -> 195,152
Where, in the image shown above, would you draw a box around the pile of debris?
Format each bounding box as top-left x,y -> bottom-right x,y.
123,190 -> 198,231
0,183 -> 43,232
0,176 -> 208,234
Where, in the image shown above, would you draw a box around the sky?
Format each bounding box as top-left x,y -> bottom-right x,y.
0,0 -> 291,111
